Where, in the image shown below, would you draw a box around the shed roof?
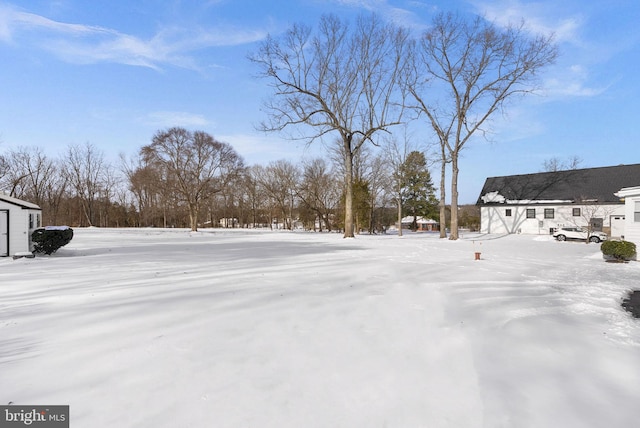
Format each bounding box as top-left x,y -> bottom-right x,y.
476,164 -> 640,205
0,193 -> 42,210
400,216 -> 438,224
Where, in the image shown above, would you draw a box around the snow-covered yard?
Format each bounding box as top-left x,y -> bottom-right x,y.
2,228 -> 639,427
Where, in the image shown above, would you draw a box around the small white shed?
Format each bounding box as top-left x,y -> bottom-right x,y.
615,186 -> 640,250
0,194 -> 42,257
400,216 -> 439,231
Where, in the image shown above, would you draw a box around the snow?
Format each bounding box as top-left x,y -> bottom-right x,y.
479,190 -> 577,205
2,228 -> 639,427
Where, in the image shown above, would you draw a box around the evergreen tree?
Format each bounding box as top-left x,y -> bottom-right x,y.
399,151 -> 438,231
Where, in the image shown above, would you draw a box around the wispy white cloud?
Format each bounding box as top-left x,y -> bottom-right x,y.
218,132 -> 326,165
485,104 -> 546,143
471,0 -> 617,100
0,3 -> 115,42
332,0 -> 386,8
328,0 -> 426,29
543,64 -> 612,98
142,111 -> 211,128
0,3 -> 267,70
470,0 -> 583,43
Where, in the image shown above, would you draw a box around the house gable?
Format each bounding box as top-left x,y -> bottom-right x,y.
476,164 -> 640,205
476,164 -> 640,235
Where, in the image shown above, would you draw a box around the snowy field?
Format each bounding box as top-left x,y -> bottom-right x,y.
2,227 -> 640,428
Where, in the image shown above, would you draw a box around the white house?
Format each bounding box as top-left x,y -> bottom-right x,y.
0,194 -> 42,257
477,164 -> 640,236
615,186 -> 640,248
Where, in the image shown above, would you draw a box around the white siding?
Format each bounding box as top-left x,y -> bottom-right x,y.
610,214 -> 626,239
481,204 -> 624,235
0,210 -> 7,256
0,199 -> 41,256
623,196 -> 640,249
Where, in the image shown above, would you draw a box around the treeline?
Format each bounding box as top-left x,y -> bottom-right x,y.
0,128 -> 481,232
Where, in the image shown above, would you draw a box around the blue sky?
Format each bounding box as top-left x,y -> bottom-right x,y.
1,0 -> 639,203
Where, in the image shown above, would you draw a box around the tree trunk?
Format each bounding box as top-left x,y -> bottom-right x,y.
449,153 -> 459,240
397,192 -> 403,237
323,214 -> 332,232
343,138 -> 355,238
163,204 -> 167,228
189,204 -> 198,231
368,196 -> 375,234
439,155 -> 447,239
82,200 -> 93,227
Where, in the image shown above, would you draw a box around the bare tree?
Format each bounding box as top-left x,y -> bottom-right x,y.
362,154 -> 390,234
407,12 -> 558,239
1,150 -> 30,198
16,147 -> 58,207
298,158 -> 340,231
243,165 -> 270,228
542,156 -> 582,172
141,127 -> 244,231
121,153 -> 167,227
41,159 -> 69,225
0,151 -> 9,189
250,13 -> 410,237
209,170 -> 248,229
255,160 -> 300,230
571,199 -> 617,244
97,163 -> 121,227
65,142 -> 108,227
1,147 -> 68,225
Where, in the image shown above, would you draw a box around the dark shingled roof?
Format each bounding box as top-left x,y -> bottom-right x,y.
476,164 -> 640,205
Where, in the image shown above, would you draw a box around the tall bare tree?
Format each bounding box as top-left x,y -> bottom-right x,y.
243,165 -> 270,228
1,146 -> 66,225
1,149 -> 30,198
255,160 -> 300,230
41,159 -> 69,225
65,142 -> 109,227
298,158 -> 340,231
14,147 -> 58,207
121,152 -> 167,227
407,12 -> 557,239
141,127 -> 244,231
250,13 -> 410,237
363,154 -> 391,234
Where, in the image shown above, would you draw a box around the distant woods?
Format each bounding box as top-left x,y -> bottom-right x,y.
0,132 -> 445,232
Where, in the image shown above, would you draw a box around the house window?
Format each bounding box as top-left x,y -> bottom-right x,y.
573,208 -> 581,216
36,213 -> 41,228
505,209 -> 512,217
526,209 -> 535,219
635,201 -> 640,222
29,214 -> 34,229
544,208 -> 554,219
